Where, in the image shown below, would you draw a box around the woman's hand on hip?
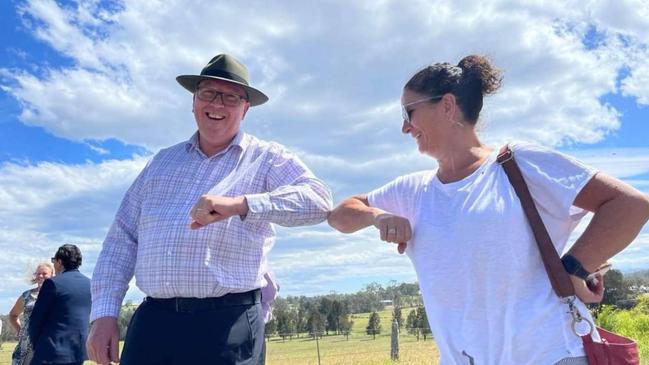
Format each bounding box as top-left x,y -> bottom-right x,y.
571,274 -> 604,304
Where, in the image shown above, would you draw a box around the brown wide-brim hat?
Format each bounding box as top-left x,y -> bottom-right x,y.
176,54 -> 269,106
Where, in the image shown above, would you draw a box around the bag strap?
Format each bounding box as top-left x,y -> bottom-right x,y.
497,145 -> 575,298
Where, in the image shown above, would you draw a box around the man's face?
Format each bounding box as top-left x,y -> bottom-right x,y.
192,79 -> 250,156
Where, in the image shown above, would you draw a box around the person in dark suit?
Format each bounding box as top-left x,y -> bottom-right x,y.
29,244 -> 91,365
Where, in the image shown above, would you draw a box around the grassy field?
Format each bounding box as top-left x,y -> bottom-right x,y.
266,307 -> 439,365
0,307 -> 439,365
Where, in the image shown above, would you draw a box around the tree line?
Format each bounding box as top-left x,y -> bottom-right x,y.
264,281 -> 424,340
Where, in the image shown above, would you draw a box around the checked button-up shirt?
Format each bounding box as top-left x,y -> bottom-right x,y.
90,132 -> 332,320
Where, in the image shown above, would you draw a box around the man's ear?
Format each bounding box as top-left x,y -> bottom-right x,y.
241,102 -> 250,120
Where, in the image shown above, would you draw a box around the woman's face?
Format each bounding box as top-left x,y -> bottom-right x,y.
34,265 -> 53,286
401,88 -> 446,157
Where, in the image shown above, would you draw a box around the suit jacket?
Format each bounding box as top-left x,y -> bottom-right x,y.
28,269 -> 91,364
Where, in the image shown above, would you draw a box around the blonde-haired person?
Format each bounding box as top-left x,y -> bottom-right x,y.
9,262 -> 54,365
328,55 -> 649,365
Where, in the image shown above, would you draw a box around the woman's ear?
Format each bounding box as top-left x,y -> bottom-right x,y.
441,93 -> 458,121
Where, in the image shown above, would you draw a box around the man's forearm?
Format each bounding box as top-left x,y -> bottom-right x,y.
245,179 -> 333,226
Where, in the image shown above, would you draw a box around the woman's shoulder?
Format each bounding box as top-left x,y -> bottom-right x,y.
505,140 -> 596,177
507,140 -> 554,154
506,140 -> 569,164
381,170 -> 436,193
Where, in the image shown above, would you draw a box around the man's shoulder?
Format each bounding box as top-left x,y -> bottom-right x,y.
243,133 -> 290,156
156,140 -> 192,156
143,140 -> 192,168
244,133 -> 284,149
52,270 -> 90,283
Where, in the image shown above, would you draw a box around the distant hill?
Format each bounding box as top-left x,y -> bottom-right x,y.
626,269 -> 649,282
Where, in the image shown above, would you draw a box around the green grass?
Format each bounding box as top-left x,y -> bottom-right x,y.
1,307 -> 438,365
266,307 -> 439,365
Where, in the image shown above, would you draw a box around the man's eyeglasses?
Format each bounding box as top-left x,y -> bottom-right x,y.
401,95 -> 443,123
195,88 -> 248,107
50,257 -> 57,263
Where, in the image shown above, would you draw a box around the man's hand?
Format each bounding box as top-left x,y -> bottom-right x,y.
190,195 -> 249,229
571,273 -> 605,304
86,316 -> 120,365
373,213 -> 412,254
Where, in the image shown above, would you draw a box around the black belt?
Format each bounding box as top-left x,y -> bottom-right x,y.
146,289 -> 260,313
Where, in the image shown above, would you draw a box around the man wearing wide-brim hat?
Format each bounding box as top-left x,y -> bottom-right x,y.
86,54 -> 332,365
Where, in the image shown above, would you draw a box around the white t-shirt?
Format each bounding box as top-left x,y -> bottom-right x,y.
368,142 -> 598,365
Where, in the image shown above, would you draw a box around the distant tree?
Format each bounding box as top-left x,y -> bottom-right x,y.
601,269 -> 630,306
406,309 -> 420,340
307,308 -> 325,339
274,299 -> 296,341
118,304 -> 138,340
392,306 -> 403,329
265,318 -> 277,339
339,314 -> 353,340
416,306 -> 432,340
366,311 -> 382,339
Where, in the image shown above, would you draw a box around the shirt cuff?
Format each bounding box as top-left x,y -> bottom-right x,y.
243,192 -> 273,222
90,297 -> 123,322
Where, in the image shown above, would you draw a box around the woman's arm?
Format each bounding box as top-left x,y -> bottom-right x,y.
570,172 -> 649,271
328,194 -> 411,253
8,296 -> 24,333
568,172 -> 649,302
328,195 -> 380,233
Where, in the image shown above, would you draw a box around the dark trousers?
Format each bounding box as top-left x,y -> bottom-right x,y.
120,292 -> 263,365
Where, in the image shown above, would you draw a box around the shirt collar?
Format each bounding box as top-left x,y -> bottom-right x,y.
185,131 -> 250,158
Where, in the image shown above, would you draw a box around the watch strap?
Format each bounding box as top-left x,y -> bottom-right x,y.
561,254 -> 591,281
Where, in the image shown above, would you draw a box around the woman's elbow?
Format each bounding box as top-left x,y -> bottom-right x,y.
327,209 -> 350,233
639,193 -> 649,222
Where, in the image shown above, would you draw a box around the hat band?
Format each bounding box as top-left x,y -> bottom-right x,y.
201,69 -> 248,86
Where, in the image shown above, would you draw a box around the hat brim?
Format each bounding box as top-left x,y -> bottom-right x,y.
176,75 -> 269,107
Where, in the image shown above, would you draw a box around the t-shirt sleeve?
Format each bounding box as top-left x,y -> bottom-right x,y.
367,172 -> 427,219
511,142 -> 598,221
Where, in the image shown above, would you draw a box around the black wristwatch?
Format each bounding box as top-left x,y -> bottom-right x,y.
561,254 -> 591,281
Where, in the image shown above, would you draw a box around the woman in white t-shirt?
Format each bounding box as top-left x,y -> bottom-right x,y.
327,55 -> 649,365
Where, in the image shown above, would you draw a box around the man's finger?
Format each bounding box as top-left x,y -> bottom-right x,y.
86,342 -> 95,364
92,340 -> 110,365
397,242 -> 407,254
110,333 -> 120,363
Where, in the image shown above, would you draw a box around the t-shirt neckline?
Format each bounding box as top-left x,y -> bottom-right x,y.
431,148 -> 498,193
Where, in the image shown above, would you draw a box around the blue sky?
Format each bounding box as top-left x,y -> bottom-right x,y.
1,0 -> 649,314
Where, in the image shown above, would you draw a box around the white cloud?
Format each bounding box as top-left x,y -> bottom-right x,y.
2,0 -> 648,155
0,157 -> 147,313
